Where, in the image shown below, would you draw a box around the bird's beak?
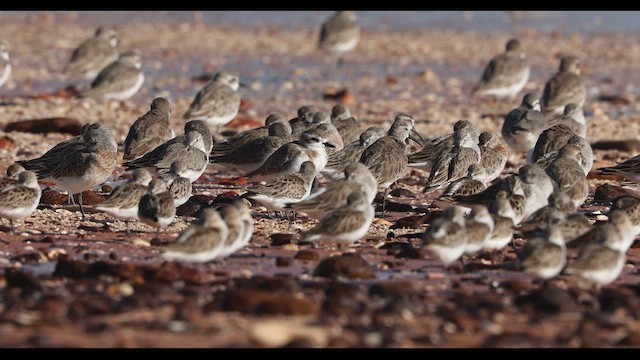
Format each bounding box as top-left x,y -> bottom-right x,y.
409,128 -> 426,145
239,82 -> 249,88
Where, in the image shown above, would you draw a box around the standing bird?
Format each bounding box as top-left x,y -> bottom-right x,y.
518,224 -> 566,281
218,200 -> 254,258
323,126 -> 386,179
80,50 -> 145,101
63,26 -> 119,81
318,11 -> 360,68
183,72 -> 243,134
300,191 -> 374,247
94,169 -> 152,234
359,113 -> 419,215
138,179 -> 176,236
161,208 -> 228,263
501,93 -> 547,153
471,38 -> 530,100
0,171 -> 42,232
0,41 -> 11,89
245,161 -> 317,213
287,162 -> 377,219
123,97 -> 175,161
422,206 -> 468,269
17,123 -> 118,219
541,55 -> 587,115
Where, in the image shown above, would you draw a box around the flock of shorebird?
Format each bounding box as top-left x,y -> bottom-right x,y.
0,11 -> 638,290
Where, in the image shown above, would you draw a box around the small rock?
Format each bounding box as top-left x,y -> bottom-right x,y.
53,256 -> 89,278
294,250 -> 319,261
591,140 -> 640,153
223,290 -> 318,315
75,191 -> 104,205
270,233 -> 294,246
249,319 -> 327,347
375,201 -> 413,212
369,281 -> 418,299
132,238 -> 150,247
189,194 -> 214,205
275,257 -> 293,267
176,201 -> 201,217
0,135 -> 15,149
41,189 -> 68,205
390,215 -> 428,229
593,184 -> 630,203
5,117 -> 83,135
313,253 -> 376,279
5,267 -> 42,291
388,188 -> 415,198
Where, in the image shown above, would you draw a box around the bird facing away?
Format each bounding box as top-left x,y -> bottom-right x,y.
183,72 -> 242,133
331,104 -> 360,144
94,168 -> 153,234
158,161 -> 193,208
80,50 -> 145,101
123,97 -> 175,161
0,41 -> 12,89
501,93 -> 548,153
541,55 -> 587,115
63,26 -> 119,80
472,38 -> 530,99
162,208 -> 229,263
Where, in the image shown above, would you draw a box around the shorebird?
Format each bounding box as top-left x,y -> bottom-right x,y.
94,168 -> 152,234
0,171 -> 42,232
161,208 -> 228,263
123,97 -> 175,161
18,123 -> 118,219
471,38 -> 529,100
541,55 -> 587,115
63,26 -> 119,81
80,50 -> 144,101
318,11 -> 360,68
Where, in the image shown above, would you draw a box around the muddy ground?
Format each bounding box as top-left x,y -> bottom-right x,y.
1,13 -> 640,348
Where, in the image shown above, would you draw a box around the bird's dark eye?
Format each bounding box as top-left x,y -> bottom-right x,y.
310,137 -> 319,142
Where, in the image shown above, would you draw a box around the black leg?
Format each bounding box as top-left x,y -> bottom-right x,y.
78,192 -> 86,220
381,187 -> 389,218
125,219 -> 131,236
10,219 -> 14,235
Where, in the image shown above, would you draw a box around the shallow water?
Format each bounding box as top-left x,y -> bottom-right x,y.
7,10 -> 640,34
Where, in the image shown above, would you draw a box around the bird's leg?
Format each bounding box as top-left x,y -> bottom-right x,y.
10,219 -> 14,235
125,219 -> 131,236
68,192 -> 75,205
381,187 -> 389,218
78,192 -> 86,220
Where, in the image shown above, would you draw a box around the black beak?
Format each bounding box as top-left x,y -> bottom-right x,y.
239,82 -> 249,88
324,142 -> 336,149
410,128 -> 426,145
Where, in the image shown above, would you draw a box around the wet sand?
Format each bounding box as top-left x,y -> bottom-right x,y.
1,13 -> 640,347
